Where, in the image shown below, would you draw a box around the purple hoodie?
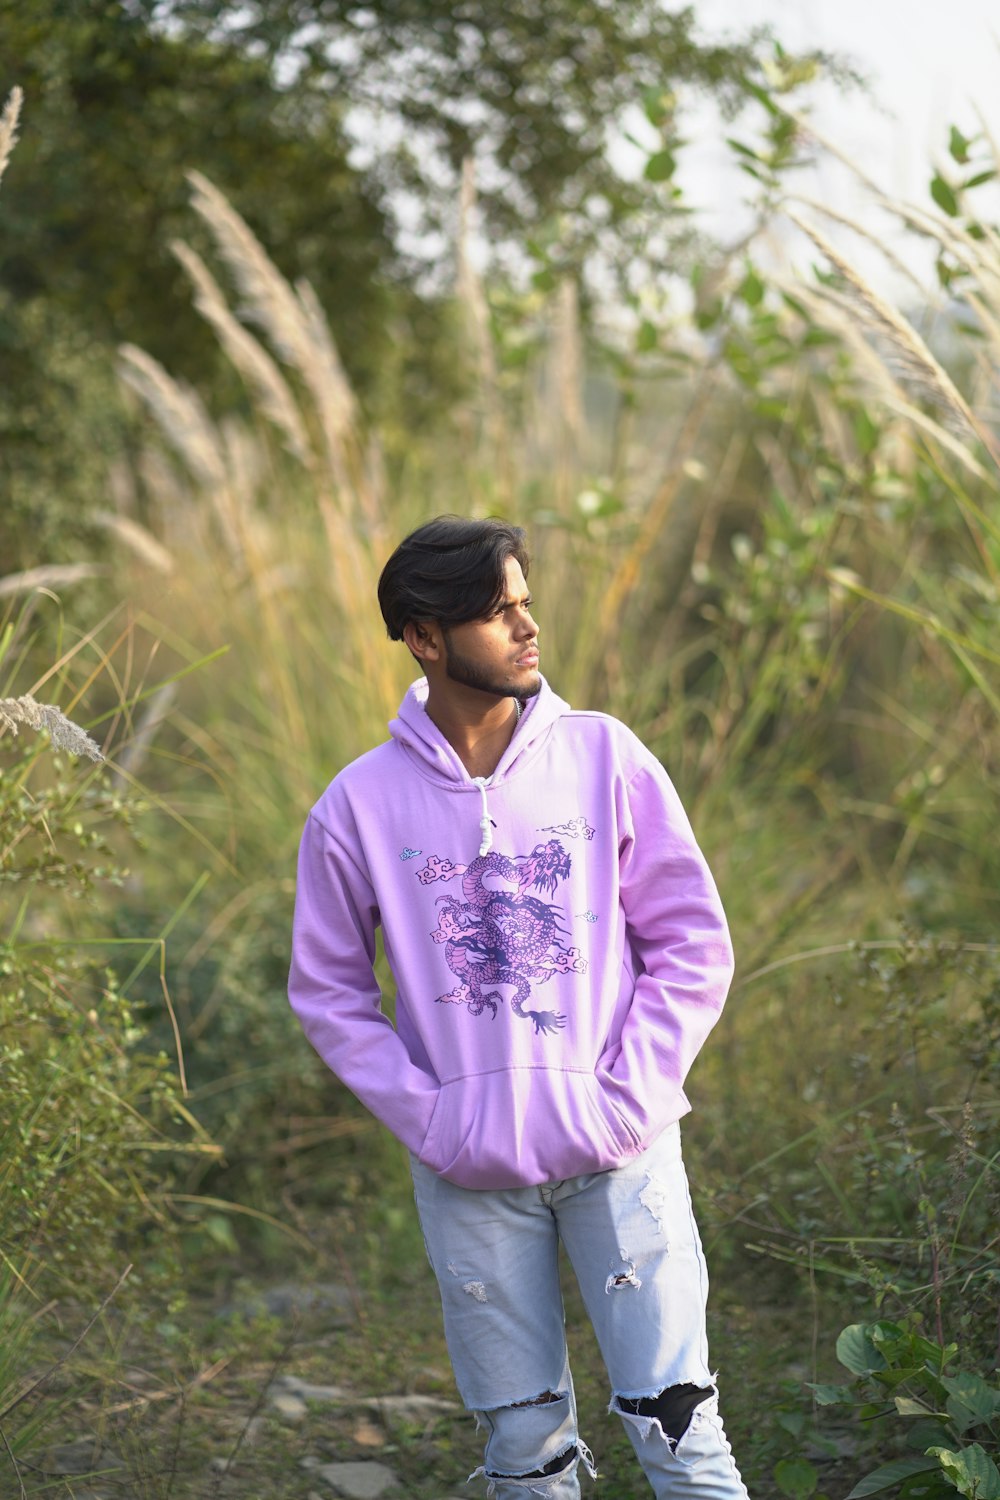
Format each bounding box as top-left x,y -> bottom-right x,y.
288,676 -> 734,1190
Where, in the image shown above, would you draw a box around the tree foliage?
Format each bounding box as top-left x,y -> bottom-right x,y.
157,0 -> 787,278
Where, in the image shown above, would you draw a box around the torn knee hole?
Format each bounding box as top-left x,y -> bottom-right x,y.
508,1391 -> 560,1409
617,1383 -> 713,1444
489,1445 -> 577,1481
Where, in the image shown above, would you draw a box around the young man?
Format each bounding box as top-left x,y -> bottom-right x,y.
288,516 -> 749,1500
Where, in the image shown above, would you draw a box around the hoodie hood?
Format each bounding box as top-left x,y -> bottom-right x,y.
388,674 -> 570,790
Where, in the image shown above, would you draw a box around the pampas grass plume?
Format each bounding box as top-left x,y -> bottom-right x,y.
0,86 -> 22,189
0,695 -> 104,760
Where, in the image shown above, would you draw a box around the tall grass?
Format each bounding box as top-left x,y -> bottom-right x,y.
85,140 -> 994,1225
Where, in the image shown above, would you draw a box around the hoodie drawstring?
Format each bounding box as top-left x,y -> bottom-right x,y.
472,776 -> 493,857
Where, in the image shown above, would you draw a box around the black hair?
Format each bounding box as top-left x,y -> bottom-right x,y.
377,515 -> 530,641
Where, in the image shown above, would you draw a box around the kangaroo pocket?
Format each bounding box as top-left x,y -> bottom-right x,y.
418,1068 -> 642,1190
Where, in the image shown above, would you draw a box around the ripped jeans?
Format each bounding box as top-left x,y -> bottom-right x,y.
410,1124 -> 749,1500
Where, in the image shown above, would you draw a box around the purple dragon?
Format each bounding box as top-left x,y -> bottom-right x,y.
417,840 -> 588,1036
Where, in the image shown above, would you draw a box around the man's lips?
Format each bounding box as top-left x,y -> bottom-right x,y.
515,650 -> 540,667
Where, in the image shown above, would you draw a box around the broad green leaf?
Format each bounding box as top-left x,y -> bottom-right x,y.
838,1323 -> 888,1376
636,319 -> 658,353
931,175 -> 960,216
927,1446 -> 1000,1500
644,149 -> 676,182
907,1421 -> 955,1452
775,1458 -> 818,1500
948,126 -> 971,163
940,1374 -> 1000,1432
847,1457 -> 941,1499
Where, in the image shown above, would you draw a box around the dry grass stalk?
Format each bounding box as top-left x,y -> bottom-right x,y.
185,171 -> 362,502
92,512 -> 175,575
0,86 -> 22,190
549,278 -> 584,488
119,345 -> 227,490
781,276 -> 995,488
123,177 -> 401,723
0,563 -> 107,599
787,193 -> 938,308
783,104 -> 886,199
0,695 -> 104,760
789,212 -> 1000,467
456,156 -> 506,468
293,275 -> 365,481
171,240 -> 313,468
111,682 -> 178,782
598,369 -> 719,638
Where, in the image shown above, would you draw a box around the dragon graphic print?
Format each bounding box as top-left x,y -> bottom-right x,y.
415,839 -> 588,1036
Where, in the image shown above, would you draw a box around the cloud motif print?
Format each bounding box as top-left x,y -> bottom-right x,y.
542,815 -> 595,841
415,840 -> 588,1036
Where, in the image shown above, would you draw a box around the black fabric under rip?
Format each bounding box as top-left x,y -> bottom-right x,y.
492,1444 -> 577,1481
618,1383 -> 713,1444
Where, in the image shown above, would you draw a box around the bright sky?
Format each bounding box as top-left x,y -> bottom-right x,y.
668,0 -> 1000,298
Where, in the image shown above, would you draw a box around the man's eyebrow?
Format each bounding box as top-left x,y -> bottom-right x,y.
497,592 -> 533,608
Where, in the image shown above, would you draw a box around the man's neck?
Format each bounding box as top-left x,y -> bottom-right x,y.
425,690 -> 521,780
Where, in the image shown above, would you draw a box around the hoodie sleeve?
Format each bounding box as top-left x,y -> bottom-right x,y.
602,758 -> 734,1137
288,809 -> 441,1154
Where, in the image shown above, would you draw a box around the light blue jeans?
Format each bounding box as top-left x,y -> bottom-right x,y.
410,1124 -> 749,1500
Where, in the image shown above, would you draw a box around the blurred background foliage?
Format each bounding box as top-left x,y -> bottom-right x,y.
1,3 -> 998,1496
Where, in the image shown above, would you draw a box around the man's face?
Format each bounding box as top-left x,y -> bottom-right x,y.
440,557 -> 541,700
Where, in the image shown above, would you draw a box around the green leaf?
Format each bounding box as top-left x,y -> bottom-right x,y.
838,1323 -> 888,1376
927,1446 -> 1000,1500
847,1458 -> 942,1499
726,137 -> 764,161
740,77 -> 781,115
636,319 -> 658,353
642,86 -> 675,128
740,269 -> 765,307
644,149 -> 676,182
948,126 -> 971,163
809,1383 -> 850,1406
897,1397 -> 938,1417
931,175 -> 960,216
940,1374 -> 1000,1433
962,170 -> 997,190
775,1458 -> 819,1500
907,1421 -> 955,1452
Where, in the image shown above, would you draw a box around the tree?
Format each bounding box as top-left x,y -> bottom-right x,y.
0,0 -> 396,566
0,0 -> 393,381
152,0 -> 825,287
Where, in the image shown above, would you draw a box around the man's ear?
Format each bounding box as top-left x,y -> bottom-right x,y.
402,619 -> 442,663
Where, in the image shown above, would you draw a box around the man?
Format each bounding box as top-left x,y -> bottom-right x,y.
288,515 -> 749,1500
